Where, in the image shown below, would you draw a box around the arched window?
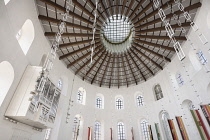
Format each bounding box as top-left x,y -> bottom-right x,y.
0,61 -> 14,107
117,122 -> 125,140
16,19 -> 35,55
94,121 -> 101,140
57,79 -> 63,89
72,116 -> 81,140
140,120 -> 150,140
197,50 -> 208,65
137,95 -> 144,106
154,84 -> 163,100
96,97 -> 102,109
176,72 -> 184,86
116,98 -> 123,110
44,129 -> 51,140
160,111 -> 173,140
4,0 -> 10,5
77,87 -> 86,105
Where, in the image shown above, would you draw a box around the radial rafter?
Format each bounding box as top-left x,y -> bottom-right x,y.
129,49 -> 154,76
137,22 -> 191,33
132,43 -> 171,62
100,54 -> 111,87
132,46 -> 163,70
109,55 -> 115,88
126,52 -> 146,81
75,48 -> 104,74
67,46 -> 103,68
123,54 -> 138,85
136,2 -> 202,29
134,35 -> 186,40
59,42 -> 102,60
59,38 -> 100,48
134,0 -> 175,26
134,39 -> 175,51
91,52 -> 109,84
129,0 -> 144,19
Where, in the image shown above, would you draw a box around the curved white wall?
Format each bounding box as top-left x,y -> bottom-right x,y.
0,0 -> 210,140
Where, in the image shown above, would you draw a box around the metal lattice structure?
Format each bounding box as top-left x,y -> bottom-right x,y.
36,0 -> 201,88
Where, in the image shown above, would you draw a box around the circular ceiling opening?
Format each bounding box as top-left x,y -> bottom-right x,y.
102,15 -> 133,44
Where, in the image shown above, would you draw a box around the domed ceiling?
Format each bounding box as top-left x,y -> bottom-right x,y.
36,0 -> 201,88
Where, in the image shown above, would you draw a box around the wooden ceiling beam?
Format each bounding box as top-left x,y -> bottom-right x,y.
73,0 -> 103,25
132,46 -> 163,70
137,22 -> 191,33
121,0 -> 127,16
59,42 -> 102,60
125,0 -> 135,17
129,49 -> 154,76
129,0 -> 144,19
115,0 -> 119,16
136,2 -> 202,29
86,0 -> 106,21
120,54 -> 128,87
83,50 -> 106,80
123,54 -> 138,85
134,39 -> 175,51
100,54 -> 111,87
91,52 -> 109,84
126,52 -> 146,81
133,42 -> 171,62
45,32 -> 100,37
107,0 -> 114,17
67,45 -> 103,68
109,55 -> 115,88
75,48 -> 104,74
134,0 -> 174,25
38,15 -> 99,32
132,2 -> 154,23
39,0 -> 93,25
99,0 -> 110,19
134,35 -> 186,40
59,38 -> 100,48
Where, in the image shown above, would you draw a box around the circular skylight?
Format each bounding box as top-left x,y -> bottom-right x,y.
103,15 -> 133,44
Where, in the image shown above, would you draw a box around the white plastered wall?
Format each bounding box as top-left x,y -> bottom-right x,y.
0,0 -> 210,140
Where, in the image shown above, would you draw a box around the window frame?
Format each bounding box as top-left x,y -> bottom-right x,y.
137,95 -> 144,107
116,98 -> 123,110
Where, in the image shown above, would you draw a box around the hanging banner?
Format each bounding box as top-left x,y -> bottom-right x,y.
131,127 -> 134,140
190,110 -> 210,140
200,105 -> 210,126
110,128 -> 113,140
148,125 -> 153,140
175,116 -> 189,140
168,119 -> 179,140
88,127 -> 91,140
155,123 -> 161,140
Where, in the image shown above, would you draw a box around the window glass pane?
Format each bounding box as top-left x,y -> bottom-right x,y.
116,98 -> 123,109
72,117 -> 81,139
197,50 -> 208,65
117,122 -> 125,140
137,95 -> 144,106
95,122 -> 101,140
154,85 -> 163,100
141,120 -> 150,140
96,97 -> 102,109
77,90 -> 83,103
